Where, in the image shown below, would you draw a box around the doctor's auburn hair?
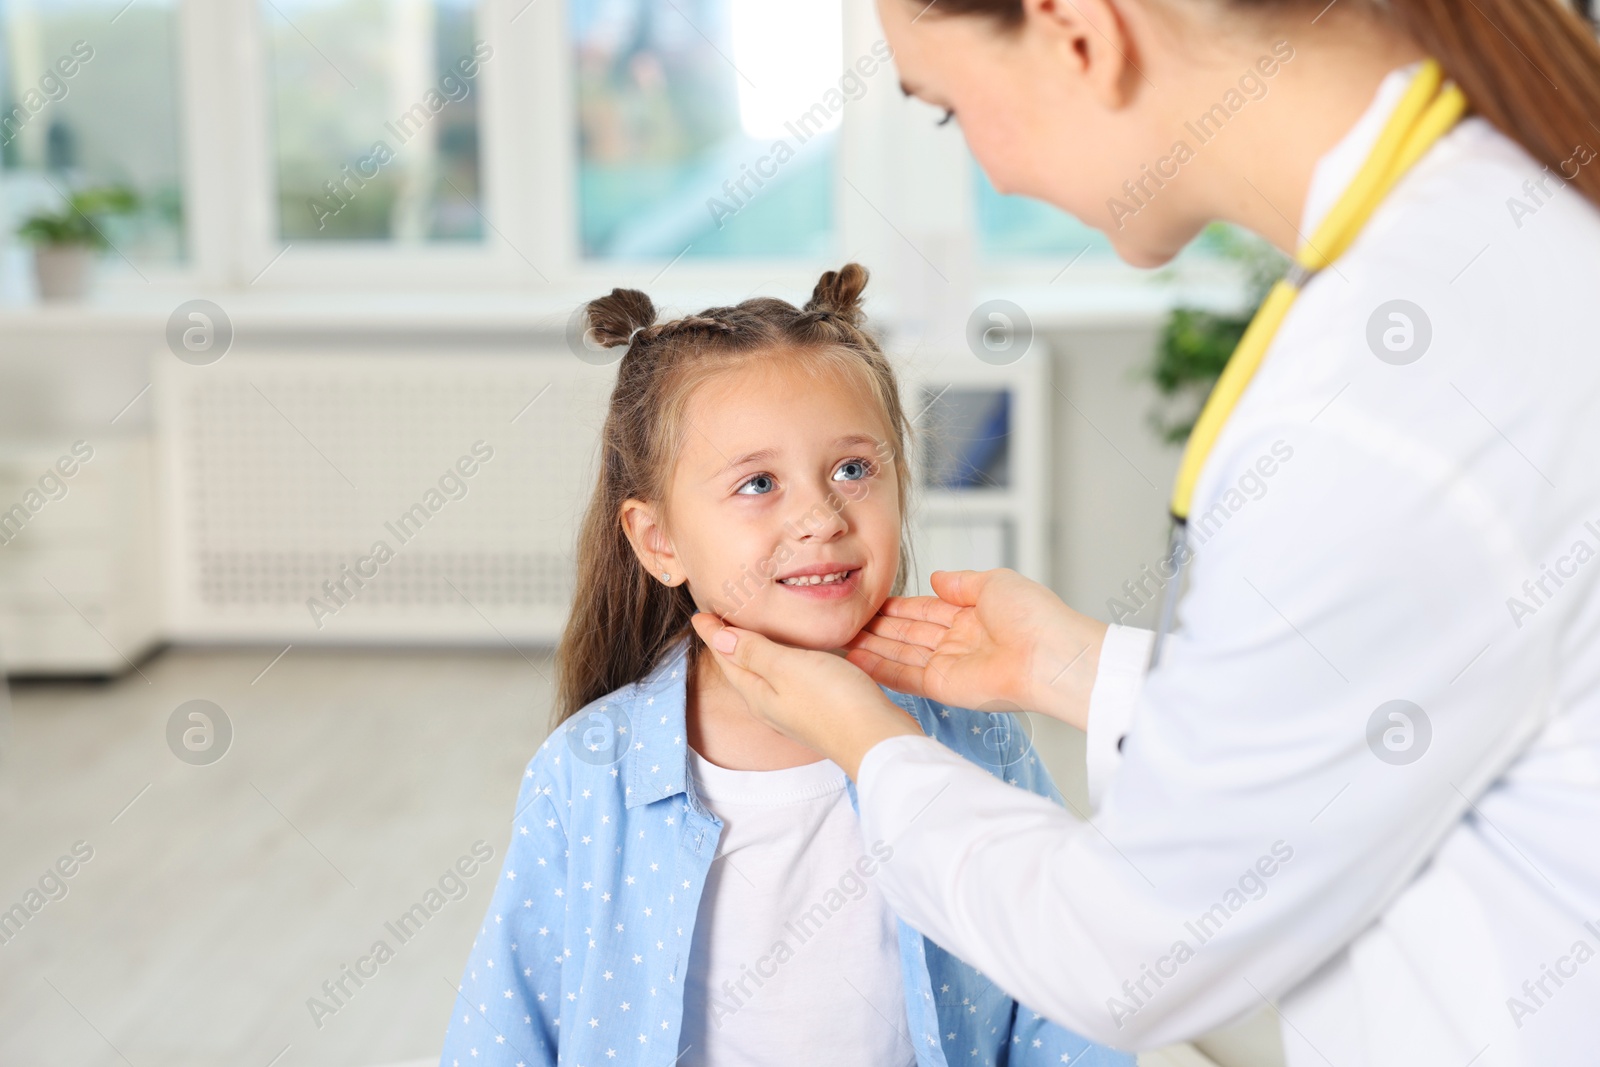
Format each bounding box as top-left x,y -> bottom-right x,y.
553,263 -> 914,725
925,0 -> 1600,214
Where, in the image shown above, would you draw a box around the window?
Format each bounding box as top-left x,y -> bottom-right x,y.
570,0 -> 839,259
973,156 -> 1244,271
0,0 -> 186,266
973,160 -> 1111,261
262,0 -> 486,242
0,0 -> 1243,298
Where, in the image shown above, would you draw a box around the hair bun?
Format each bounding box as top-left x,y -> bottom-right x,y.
583,288 -> 658,348
804,263 -> 869,327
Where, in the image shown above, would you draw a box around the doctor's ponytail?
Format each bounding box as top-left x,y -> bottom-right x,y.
1385,0 -> 1600,213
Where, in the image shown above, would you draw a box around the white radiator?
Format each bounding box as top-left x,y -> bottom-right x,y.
154,341 -> 1050,647
155,348 -> 615,644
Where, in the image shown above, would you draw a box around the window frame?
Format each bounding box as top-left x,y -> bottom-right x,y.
142,0 -> 1213,307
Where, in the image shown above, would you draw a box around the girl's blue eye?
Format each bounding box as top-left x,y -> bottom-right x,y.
833,458 -> 872,482
736,473 -> 776,496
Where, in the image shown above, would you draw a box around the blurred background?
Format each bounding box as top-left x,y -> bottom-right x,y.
0,0 -> 1282,1064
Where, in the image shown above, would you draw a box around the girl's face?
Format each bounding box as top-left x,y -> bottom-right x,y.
622,356 -> 902,652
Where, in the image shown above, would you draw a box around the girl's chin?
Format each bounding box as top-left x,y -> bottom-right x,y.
740,611 -> 872,653
699,577 -> 886,650
760,628 -> 857,653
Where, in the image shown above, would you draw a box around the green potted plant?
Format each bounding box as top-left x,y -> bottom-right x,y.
1145,225 -> 1288,444
16,185 -> 139,301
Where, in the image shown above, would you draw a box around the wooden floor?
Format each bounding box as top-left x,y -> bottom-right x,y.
1,645 -> 550,1067
0,645 -> 1281,1067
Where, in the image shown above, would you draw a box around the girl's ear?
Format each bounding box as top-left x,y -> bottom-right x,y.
619,499 -> 681,584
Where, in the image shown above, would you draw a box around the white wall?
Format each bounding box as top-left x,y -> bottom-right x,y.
997,322 -> 1177,816
1049,323 -> 1184,629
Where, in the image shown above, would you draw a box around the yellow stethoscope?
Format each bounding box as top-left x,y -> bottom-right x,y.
1149,59 -> 1468,668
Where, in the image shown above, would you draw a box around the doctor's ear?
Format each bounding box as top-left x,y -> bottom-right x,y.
619,499 -> 682,587
1019,0 -> 1141,109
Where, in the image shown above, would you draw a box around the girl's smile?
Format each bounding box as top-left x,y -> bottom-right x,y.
682,358 -> 898,648
622,356 -> 904,653
775,565 -> 863,599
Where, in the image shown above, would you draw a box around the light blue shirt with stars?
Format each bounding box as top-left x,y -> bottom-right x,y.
439,636 -> 1133,1067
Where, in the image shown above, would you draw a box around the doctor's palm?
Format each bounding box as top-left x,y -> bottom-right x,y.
846,568 -> 1107,731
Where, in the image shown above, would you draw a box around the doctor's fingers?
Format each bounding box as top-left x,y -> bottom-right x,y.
877,593 -> 962,628
690,613 -> 782,694
858,611 -> 949,651
847,624 -> 940,665
927,568 -> 995,608
845,646 -> 932,696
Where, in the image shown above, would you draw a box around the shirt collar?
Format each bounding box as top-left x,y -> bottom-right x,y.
1298,62 -> 1423,240
616,633 -> 924,811
622,635 -> 694,809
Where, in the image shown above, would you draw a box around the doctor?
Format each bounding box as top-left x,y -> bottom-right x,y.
689,0 -> 1600,1063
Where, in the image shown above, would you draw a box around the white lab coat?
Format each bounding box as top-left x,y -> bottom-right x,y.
857,65 -> 1600,1067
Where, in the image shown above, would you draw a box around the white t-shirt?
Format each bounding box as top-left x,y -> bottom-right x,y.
678,746 -> 915,1067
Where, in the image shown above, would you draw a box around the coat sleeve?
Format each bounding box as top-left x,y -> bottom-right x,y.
931,701 -> 1136,1065
439,742 -> 570,1066
858,410 -> 1545,1049
1083,625 -> 1155,810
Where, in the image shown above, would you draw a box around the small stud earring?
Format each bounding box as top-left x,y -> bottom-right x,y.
660,572 -> 671,583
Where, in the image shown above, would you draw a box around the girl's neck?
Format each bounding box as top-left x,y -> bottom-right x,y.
686,646 -> 827,771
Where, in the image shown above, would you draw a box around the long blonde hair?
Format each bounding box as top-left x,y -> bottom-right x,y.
555,264 -> 914,725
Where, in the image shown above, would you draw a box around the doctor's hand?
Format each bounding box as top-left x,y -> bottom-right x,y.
843,569 -> 1108,732
689,612 -> 925,780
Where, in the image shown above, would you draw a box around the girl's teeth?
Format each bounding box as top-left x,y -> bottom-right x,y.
782,571 -> 850,586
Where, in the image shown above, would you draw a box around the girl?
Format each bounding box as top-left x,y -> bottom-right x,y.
439,264 -> 1131,1066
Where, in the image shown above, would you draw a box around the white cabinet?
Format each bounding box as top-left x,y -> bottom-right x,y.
0,436 -> 161,675
900,338 -> 1052,595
